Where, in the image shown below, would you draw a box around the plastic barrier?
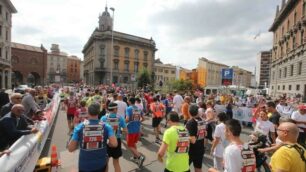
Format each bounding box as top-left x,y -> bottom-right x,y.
0,92 -> 61,172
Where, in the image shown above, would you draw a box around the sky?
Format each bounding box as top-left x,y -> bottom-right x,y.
11,0 -> 281,73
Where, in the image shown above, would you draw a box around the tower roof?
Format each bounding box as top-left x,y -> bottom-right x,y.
102,6 -> 110,17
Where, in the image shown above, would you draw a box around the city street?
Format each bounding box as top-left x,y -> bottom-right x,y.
41,104 -> 254,172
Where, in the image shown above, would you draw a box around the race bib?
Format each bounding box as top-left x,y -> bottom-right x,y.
175,129 -> 190,153
82,123 -> 104,150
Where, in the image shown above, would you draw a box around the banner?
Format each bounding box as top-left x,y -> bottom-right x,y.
233,107 -> 253,122
0,93 -> 60,172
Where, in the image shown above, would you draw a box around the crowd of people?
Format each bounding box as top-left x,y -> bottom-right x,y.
0,84 -> 305,172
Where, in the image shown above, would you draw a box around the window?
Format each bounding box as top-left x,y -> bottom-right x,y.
290,64 -> 294,76
124,60 -> 129,71
143,63 -> 148,68
272,71 -> 275,80
113,60 -> 119,70
134,62 -> 139,73
158,69 -> 163,72
278,85 -> 280,90
284,67 -> 287,78
123,76 -> 128,83
272,86 -> 274,90
293,37 -> 296,49
5,48 -> 8,59
301,31 -> 304,45
144,51 -> 148,61
113,76 -> 118,84
287,20 -> 290,31
283,85 -> 285,90
294,12 -> 297,25
298,61 -> 302,75
0,5 -> 2,15
296,84 -> 300,91
0,25 -> 2,37
165,70 -> 168,74
124,47 -> 130,58
0,47 -> 2,58
289,85 -> 292,91
5,29 -> 8,41
171,70 -> 175,74
114,46 -> 120,57
6,12 -> 9,21
134,49 -> 139,59
279,69 -> 282,78
304,2 -> 306,16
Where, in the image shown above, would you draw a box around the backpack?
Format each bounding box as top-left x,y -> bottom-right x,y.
284,144 -> 306,163
240,143 -> 256,172
175,128 -> 190,153
194,118 -> 206,140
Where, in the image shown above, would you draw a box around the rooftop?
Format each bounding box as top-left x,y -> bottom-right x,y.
11,42 -> 44,53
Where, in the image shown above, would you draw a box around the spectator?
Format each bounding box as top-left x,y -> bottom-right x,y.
22,89 -> 42,120
0,93 -> 23,118
0,104 -> 38,151
291,104 -> 306,145
255,110 -> 276,144
208,119 -> 256,172
173,91 -> 184,115
270,122 -> 306,172
114,94 -> 128,119
210,112 -> 228,171
0,88 -> 9,109
267,101 -> 281,129
181,96 -> 191,125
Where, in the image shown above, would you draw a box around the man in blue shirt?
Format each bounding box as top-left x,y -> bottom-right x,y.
101,102 -> 127,172
125,97 -> 145,167
68,103 -> 117,172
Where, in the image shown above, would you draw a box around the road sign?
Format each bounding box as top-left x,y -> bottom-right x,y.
221,68 -> 233,86
222,68 -> 233,79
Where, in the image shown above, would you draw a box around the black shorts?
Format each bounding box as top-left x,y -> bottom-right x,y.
107,139 -> 122,159
79,165 -> 107,172
67,114 -> 74,121
152,117 -> 162,128
189,154 -> 203,169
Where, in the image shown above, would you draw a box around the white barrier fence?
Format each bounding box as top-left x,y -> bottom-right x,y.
0,92 -> 60,172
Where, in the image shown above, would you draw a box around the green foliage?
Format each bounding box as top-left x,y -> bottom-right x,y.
137,68 -> 151,88
171,79 -> 193,91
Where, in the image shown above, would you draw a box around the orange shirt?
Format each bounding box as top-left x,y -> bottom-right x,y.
181,103 -> 190,120
150,102 -> 165,118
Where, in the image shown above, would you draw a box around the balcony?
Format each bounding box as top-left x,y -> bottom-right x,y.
0,58 -> 11,67
94,67 -> 107,72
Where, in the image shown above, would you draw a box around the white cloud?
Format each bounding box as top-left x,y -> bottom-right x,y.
11,0 -> 279,72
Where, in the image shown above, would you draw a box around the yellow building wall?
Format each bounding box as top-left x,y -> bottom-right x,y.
197,66 -> 207,87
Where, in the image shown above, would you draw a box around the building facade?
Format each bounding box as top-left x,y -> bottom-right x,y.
269,0 -> 306,99
83,7 -> 157,86
46,44 -> 68,83
256,51 -> 272,89
11,42 -> 47,86
232,66 -> 252,88
67,56 -> 81,83
197,57 -> 229,87
80,60 -> 84,82
179,67 -> 192,81
0,0 -> 16,89
154,61 -> 177,88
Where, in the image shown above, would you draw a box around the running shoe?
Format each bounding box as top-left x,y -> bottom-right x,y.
138,155 -> 145,167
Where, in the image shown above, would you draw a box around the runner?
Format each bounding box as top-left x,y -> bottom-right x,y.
101,102 -> 127,172
65,91 -> 78,134
157,111 -> 190,172
68,103 -> 117,172
181,96 -> 191,125
208,119 -> 256,172
186,105 -> 206,172
125,97 -> 145,167
73,100 -> 88,127
150,96 -> 165,143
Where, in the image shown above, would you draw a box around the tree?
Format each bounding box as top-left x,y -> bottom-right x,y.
137,68 -> 151,88
171,79 -> 193,92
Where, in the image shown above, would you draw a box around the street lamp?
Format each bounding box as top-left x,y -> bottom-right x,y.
110,7 -> 115,85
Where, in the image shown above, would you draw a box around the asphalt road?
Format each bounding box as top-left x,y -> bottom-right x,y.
41,105 -> 254,172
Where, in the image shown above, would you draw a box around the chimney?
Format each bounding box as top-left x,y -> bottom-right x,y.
281,0 -> 286,9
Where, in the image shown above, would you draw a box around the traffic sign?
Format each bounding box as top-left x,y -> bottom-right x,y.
222,68 -> 233,79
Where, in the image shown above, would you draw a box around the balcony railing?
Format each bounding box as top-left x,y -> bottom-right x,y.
0,58 -> 11,66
